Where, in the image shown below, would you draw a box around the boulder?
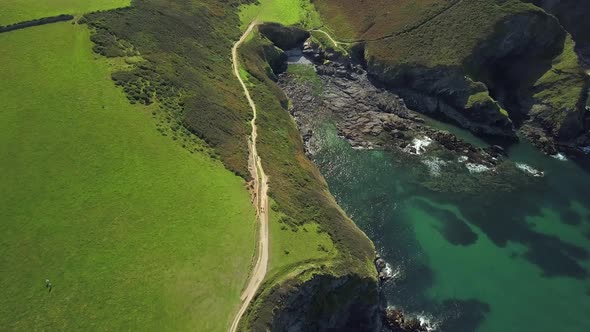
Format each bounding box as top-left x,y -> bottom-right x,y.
258,23 -> 310,51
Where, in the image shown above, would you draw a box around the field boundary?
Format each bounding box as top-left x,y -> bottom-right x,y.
0,14 -> 74,34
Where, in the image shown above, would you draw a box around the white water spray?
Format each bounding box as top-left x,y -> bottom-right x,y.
516,163 -> 544,177
404,136 -> 433,155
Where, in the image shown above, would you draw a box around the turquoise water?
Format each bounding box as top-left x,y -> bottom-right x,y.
312,123 -> 590,331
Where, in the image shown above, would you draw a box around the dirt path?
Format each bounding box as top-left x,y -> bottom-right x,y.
229,21 -> 270,332
311,28 -> 342,46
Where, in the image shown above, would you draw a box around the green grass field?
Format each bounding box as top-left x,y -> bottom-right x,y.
267,199 -> 337,282
239,0 -> 321,29
0,22 -> 255,331
0,0 -> 130,26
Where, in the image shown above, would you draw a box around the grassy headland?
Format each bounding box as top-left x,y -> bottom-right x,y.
532,36 -> 587,115
0,21 -> 255,330
236,30 -> 376,330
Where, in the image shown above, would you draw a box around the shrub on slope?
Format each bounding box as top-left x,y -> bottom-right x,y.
0,21 -> 255,331
85,0 -> 253,177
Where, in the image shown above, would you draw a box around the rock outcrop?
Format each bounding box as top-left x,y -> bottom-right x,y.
258,23 -> 310,51
364,6 -> 589,158
384,308 -> 431,332
527,0 -> 590,55
248,273 -> 382,332
366,63 -> 517,141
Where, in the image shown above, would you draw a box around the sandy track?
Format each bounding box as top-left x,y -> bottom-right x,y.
229,21 -> 269,332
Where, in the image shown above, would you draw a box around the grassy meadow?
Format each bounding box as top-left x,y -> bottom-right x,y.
239,0 -> 321,29
0,22 -> 255,331
267,198 -> 337,282
0,0 -> 130,26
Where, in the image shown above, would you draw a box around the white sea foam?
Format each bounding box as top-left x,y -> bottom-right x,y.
385,306 -> 439,332
404,136 -> 433,155
465,163 -> 491,173
551,152 -> 568,161
381,263 -> 402,281
516,162 -> 544,177
421,157 -> 447,177
416,314 -> 438,332
582,146 -> 590,154
390,265 -> 402,280
457,155 -> 468,163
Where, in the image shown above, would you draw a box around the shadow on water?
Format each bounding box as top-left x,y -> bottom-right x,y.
427,187 -> 589,279
311,120 -> 590,331
412,198 -> 478,246
435,299 -> 491,332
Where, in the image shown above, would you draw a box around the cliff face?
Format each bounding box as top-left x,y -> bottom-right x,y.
527,0 -> 590,50
258,23 -> 310,51
467,11 -> 586,141
314,0 -> 589,154
363,3 -> 588,153
266,274 -> 381,332
366,62 -> 516,140
366,8 -> 573,140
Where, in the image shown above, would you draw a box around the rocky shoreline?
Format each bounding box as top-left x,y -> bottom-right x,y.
277,44 -> 546,193
280,58 -> 505,166
375,256 -> 434,332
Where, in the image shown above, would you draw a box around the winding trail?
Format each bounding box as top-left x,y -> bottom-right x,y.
229,21 -> 270,332
311,28 -> 341,47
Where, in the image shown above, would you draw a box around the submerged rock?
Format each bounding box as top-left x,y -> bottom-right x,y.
383,307 -> 431,332
375,257 -> 398,282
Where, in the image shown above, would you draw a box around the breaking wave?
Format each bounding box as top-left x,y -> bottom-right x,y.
465,163 -> 491,173
516,163 -> 544,177
421,157 -> 447,177
551,153 -> 567,161
416,313 -> 439,332
404,136 -> 432,155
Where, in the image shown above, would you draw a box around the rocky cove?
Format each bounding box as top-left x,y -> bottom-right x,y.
258,18 -> 590,167
250,18 -> 590,331
278,42 -> 546,194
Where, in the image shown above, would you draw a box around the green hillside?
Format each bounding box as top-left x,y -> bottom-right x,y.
0,22 -> 255,331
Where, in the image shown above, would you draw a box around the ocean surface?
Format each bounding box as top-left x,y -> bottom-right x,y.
311,121 -> 590,331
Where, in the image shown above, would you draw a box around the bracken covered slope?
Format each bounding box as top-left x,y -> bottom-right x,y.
316,0 -> 589,153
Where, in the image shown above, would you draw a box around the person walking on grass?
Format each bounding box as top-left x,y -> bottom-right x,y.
45,279 -> 52,292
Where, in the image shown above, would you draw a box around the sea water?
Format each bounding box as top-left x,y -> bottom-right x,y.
311,122 -> 590,332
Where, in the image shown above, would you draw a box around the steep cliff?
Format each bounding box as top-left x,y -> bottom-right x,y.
526,0 -> 590,51
245,273 -> 381,332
